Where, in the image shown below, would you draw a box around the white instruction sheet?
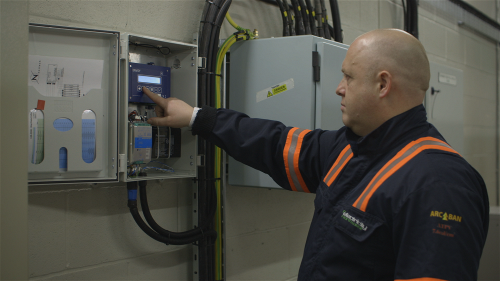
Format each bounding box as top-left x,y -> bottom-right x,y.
28,55 -> 104,97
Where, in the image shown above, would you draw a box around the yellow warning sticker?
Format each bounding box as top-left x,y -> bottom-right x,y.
256,78 -> 294,103
272,84 -> 287,95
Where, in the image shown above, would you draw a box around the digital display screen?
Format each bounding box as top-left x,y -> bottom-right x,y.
138,75 -> 161,84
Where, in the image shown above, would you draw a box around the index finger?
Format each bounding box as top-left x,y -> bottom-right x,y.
142,86 -> 164,104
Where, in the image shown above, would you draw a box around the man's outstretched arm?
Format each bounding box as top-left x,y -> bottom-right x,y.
142,86 -> 332,193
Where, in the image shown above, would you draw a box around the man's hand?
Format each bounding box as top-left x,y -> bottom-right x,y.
142,87 -> 194,128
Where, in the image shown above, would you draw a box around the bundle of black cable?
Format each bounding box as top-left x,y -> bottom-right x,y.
126,173 -> 217,246
197,1 -> 233,280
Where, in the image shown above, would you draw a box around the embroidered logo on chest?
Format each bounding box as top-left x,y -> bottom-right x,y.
341,210 -> 368,231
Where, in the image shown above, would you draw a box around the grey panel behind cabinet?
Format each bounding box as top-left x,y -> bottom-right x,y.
229,36 -> 347,189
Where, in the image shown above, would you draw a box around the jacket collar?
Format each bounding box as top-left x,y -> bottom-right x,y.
345,104 -> 429,156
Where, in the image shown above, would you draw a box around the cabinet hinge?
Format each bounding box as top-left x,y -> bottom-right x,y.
312,51 -> 320,82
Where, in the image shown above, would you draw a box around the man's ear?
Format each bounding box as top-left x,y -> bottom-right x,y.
378,70 -> 392,98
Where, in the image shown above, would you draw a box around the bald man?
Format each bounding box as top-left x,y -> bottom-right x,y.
144,29 -> 489,281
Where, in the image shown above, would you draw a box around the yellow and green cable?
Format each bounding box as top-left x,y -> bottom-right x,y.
213,13 -> 257,280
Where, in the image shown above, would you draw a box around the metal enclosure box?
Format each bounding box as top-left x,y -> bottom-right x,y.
120,33 -> 198,182
27,25 -> 198,184
228,36 -> 348,189
425,62 -> 464,154
28,25 -> 120,184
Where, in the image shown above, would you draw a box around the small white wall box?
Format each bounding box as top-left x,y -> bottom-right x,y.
425,62 -> 464,154
27,24 -> 198,184
228,36 -> 348,189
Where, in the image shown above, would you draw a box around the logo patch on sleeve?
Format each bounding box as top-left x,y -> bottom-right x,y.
430,211 -> 461,238
429,210 -> 462,222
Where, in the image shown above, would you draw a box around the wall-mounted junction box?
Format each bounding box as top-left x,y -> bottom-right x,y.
228,36 -> 348,189
27,24 -> 198,184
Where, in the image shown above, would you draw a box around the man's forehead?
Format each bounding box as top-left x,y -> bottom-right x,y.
343,47 -> 361,70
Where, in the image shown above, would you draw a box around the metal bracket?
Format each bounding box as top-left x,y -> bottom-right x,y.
198,57 -> 206,69
118,154 -> 127,173
119,35 -> 129,60
197,155 -> 205,167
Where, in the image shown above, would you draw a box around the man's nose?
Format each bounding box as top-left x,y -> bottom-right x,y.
336,79 -> 345,96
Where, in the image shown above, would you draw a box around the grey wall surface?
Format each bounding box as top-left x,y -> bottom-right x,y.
0,0 -> 494,280
1,0 -> 29,280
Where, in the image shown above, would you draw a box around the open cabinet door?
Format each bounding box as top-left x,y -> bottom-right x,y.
28,24 -> 120,184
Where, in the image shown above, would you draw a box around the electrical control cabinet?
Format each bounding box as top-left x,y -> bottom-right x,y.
228,36 -> 348,189
27,24 -> 198,184
120,33 -> 198,182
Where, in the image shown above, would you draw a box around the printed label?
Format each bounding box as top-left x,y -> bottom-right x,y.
256,78 -> 294,103
438,72 -> 457,86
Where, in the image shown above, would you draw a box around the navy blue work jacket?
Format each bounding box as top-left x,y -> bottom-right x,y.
194,104 -> 489,281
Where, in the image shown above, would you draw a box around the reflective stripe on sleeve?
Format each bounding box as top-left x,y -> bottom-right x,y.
394,277 -> 448,281
353,137 -> 460,212
323,145 -> 353,187
283,128 -> 312,192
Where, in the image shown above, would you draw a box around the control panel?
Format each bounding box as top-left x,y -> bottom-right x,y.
128,62 -> 171,103
27,25 -> 198,184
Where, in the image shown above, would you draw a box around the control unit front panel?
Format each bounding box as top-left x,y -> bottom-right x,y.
128,62 -> 171,103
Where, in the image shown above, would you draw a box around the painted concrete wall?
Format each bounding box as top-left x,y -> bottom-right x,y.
1,1 -> 29,280
19,0 -> 499,280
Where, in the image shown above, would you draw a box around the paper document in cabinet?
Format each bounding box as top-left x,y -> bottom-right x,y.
28,55 -> 104,97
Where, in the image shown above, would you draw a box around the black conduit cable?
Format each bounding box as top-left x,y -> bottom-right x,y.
283,0 -> 296,36
138,177 -> 217,241
291,0 -> 306,35
402,0 -> 408,32
314,0 -> 324,37
276,0 -> 290,36
205,2 -> 233,278
408,0 -> 418,39
198,1 -> 232,279
204,0 -> 226,108
198,0 -> 222,107
298,0 -> 312,34
127,181 -> 217,245
305,0 -> 317,36
328,24 -> 335,39
263,0 -> 296,36
329,0 -> 342,42
320,0 -> 331,39
197,2 -> 225,280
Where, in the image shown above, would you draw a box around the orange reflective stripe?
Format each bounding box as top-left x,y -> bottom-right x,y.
323,145 -> 353,186
394,277 -> 448,281
283,128 -> 311,192
294,129 -> 312,193
284,128 -> 299,191
353,137 -> 459,212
